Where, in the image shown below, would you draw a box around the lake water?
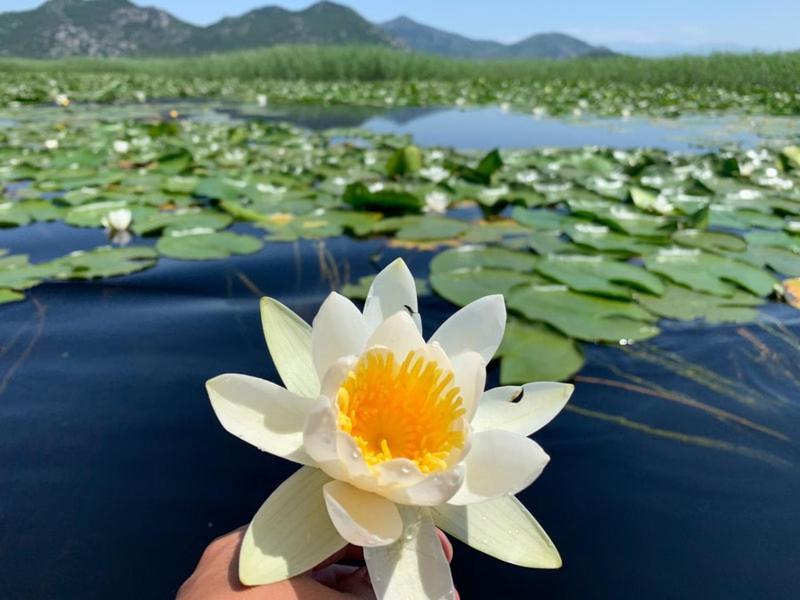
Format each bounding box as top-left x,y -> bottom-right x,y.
1,108 -> 799,599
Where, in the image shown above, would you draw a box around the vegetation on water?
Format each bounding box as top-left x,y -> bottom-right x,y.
2,103 -> 800,384
1,47 -> 800,116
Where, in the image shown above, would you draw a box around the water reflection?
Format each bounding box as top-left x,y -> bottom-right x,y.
0,227 -> 799,598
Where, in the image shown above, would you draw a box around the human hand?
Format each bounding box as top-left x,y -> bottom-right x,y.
177,526 -> 458,599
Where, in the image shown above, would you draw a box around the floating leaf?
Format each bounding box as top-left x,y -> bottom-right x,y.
430,246 -> 537,274
497,320 -> 584,384
0,288 -> 24,305
156,231 -> 263,260
635,284 -> 762,323
507,284 -> 659,343
50,246 -> 158,280
644,249 -> 777,297
431,268 -> 541,306
536,255 -> 664,299
386,145 -> 422,178
343,183 -> 422,214
673,229 -> 747,253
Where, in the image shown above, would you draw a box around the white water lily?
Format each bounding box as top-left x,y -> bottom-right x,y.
424,191 -> 449,214
112,140 -> 131,154
207,259 -> 572,599
101,208 -> 132,233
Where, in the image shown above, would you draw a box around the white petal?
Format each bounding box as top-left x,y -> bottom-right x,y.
336,431 -> 372,480
365,507 -> 455,600
376,458 -> 426,488
239,467 -> 346,585
303,403 -> 340,467
450,351 -> 486,420
323,480 -> 403,547
319,355 -> 357,400
472,382 -> 574,435
363,258 -> 422,335
207,374 -> 316,465
311,293 -> 367,381
382,465 -> 464,507
260,297 -> 320,398
448,430 -> 549,505
433,496 -> 561,568
430,294 -> 506,364
365,311 -> 425,359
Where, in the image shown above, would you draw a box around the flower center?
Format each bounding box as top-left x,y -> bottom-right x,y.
336,348 -> 466,474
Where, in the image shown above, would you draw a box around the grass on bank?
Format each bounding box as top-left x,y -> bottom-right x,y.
1,45 -> 799,91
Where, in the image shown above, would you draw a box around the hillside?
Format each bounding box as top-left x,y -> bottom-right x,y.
0,0 -> 198,58
179,1 -> 396,55
0,1 -> 609,60
380,16 -> 615,59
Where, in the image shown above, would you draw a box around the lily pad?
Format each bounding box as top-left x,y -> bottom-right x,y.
431,268 -> 541,306
50,246 -> 158,280
156,231 -> 263,260
635,284 -> 762,323
644,248 -> 777,297
507,284 -> 660,342
497,319 -> 584,384
0,288 -> 24,305
536,255 -> 664,299
430,246 -> 537,274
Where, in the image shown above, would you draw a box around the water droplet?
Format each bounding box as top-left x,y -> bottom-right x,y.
400,466 -> 411,475
351,451 -> 361,460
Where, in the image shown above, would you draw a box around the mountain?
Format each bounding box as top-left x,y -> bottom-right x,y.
380,16 -> 614,59
0,0 -> 199,58
0,1 -> 609,60
380,16 -> 507,59
0,0 -> 394,58
180,1 -> 396,55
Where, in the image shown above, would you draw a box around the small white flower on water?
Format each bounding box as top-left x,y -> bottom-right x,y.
113,140 -> 130,154
368,182 -> 385,193
516,170 -> 539,184
428,150 -> 445,162
54,94 -> 70,107
44,139 -> 59,150
257,94 -> 269,108
134,91 -> 147,103
101,208 -> 132,233
424,191 -> 449,214
207,259 -> 571,599
420,166 -> 450,183
363,152 -> 377,166
532,106 -> 546,118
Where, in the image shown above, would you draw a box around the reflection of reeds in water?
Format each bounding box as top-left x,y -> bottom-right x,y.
566,321 -> 800,467
564,404 -> 792,469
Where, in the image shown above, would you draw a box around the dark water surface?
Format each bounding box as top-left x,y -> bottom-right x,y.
1,222 -> 799,599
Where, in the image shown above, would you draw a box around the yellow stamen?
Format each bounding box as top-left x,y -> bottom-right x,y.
336,348 -> 466,474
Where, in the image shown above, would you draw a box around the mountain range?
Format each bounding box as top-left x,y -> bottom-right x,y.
0,0 -> 612,59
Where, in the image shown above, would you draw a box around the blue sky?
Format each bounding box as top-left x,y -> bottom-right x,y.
5,0 -> 799,50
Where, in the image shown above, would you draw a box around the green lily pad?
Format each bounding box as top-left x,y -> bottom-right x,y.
644,248 -> 777,297
507,284 -> 660,343
343,183 -> 422,214
673,229 -> 747,253
156,231 -> 263,260
536,255 -> 664,299
636,283 -> 763,323
395,217 -> 469,241
497,320 -> 584,384
50,246 -> 158,280
430,246 -> 537,274
0,288 -> 24,305
0,254 -> 61,289
430,268 -> 541,306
